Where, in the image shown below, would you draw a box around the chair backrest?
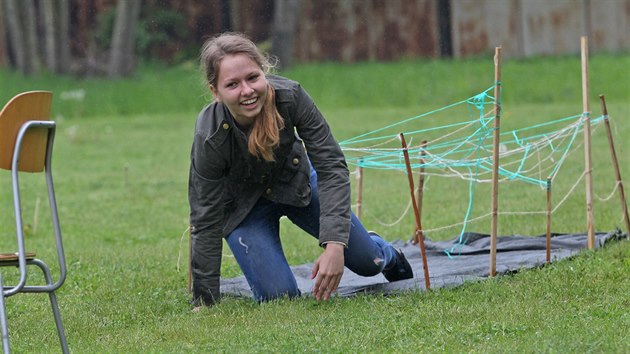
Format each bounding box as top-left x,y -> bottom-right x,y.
0,91 -> 52,172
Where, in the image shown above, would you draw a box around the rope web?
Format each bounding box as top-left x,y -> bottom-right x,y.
340,84 -> 609,255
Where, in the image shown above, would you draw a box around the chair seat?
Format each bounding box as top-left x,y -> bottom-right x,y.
0,252 -> 36,262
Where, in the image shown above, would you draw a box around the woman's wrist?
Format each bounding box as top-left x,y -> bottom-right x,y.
321,241 -> 347,248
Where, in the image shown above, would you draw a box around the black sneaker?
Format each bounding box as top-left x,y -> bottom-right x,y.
382,248 -> 414,282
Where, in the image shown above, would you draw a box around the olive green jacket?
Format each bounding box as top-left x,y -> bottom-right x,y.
188,75 -> 350,305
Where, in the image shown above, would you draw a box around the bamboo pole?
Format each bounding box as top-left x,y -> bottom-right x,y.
546,177 -> 552,263
581,36 -> 596,249
399,133 -> 431,289
490,47 -> 502,277
413,140 -> 428,245
599,95 -> 630,238
356,160 -> 364,219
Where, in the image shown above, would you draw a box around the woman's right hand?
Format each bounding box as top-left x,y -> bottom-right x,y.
311,243 -> 345,301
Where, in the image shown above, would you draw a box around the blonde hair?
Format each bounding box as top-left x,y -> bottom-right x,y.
200,33 -> 285,161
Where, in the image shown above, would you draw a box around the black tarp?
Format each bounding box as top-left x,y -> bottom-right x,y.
220,230 -> 626,298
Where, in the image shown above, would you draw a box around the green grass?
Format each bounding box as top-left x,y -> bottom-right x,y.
0,53 -> 629,352
1,53 -> 628,119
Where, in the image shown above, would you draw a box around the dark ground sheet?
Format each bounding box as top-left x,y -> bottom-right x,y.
220,230 -> 626,298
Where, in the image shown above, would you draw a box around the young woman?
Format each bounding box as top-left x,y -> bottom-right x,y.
188,32 -> 412,307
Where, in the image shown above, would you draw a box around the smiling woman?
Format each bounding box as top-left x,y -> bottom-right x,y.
187,32 -> 413,309
201,35 -> 282,162
209,54 -> 269,128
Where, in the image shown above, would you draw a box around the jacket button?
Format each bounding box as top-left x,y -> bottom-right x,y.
292,158 -> 299,165
222,123 -> 229,130
266,188 -> 272,195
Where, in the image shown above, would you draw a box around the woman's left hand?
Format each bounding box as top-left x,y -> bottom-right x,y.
311,243 -> 345,301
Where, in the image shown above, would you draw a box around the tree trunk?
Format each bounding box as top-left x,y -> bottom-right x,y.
229,0 -> 240,32
220,0 -> 231,32
108,1 -> 129,78
108,0 -> 142,79
57,0 -> 71,74
3,0 -> 24,72
23,0 -> 40,74
437,0 -> 452,57
41,0 -> 57,72
270,0 -> 301,70
123,0 -> 141,75
0,0 -> 6,67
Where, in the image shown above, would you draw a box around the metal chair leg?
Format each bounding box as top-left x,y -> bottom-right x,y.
30,260 -> 68,354
0,275 -> 11,354
48,291 -> 68,354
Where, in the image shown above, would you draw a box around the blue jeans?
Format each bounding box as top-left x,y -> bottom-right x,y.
226,167 -> 398,302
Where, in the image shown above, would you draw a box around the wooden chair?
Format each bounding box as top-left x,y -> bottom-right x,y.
0,91 -> 68,353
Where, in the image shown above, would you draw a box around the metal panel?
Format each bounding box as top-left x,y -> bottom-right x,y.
451,0 -> 523,58
588,0 -> 630,52
295,0 -> 439,62
521,0 -> 586,56
451,0 -> 630,58
225,0 -> 629,62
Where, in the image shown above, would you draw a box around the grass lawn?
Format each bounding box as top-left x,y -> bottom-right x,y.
0,53 -> 628,352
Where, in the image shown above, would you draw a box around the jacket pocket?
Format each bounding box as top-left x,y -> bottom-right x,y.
278,140 -> 307,183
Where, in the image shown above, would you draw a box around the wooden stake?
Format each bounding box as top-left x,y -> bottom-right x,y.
490,47 -> 502,277
414,141 -> 428,244
581,36 -> 596,249
356,161 -> 364,219
399,133 -> 431,289
599,95 -> 630,238
546,177 -> 552,263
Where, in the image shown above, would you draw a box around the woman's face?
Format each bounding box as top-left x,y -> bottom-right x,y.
210,54 -> 268,127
